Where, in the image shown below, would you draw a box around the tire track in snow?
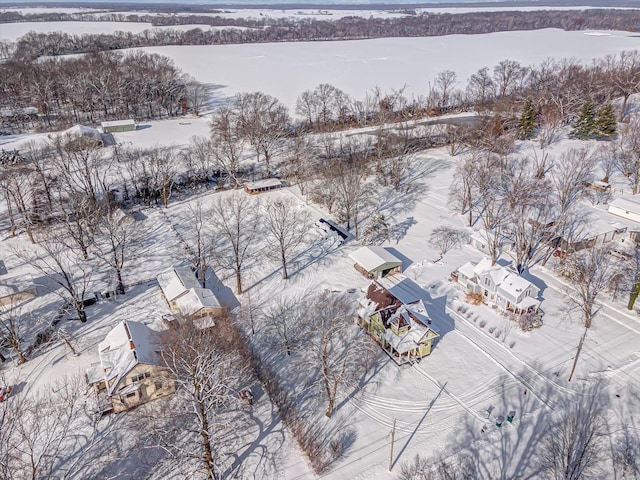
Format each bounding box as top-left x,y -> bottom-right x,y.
447,307 -> 578,409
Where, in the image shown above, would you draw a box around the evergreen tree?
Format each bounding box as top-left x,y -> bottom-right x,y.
595,102 -> 617,138
571,99 -> 597,139
518,99 -> 538,140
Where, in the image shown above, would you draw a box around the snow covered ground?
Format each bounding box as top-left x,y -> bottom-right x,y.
2,112 -> 639,478
130,29 -> 640,111
1,20 -> 640,478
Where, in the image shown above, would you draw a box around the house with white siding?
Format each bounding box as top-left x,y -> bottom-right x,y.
454,258 -> 540,315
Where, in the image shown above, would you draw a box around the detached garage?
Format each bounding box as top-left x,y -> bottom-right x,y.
350,246 -> 403,279
608,197 -> 640,223
101,119 -> 136,133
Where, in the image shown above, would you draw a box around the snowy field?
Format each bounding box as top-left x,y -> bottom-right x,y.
2,108 -> 640,477
130,29 -> 640,111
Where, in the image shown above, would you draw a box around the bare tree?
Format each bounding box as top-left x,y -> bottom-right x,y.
304,293 -> 377,418
560,247 -> 618,381
466,66 -> 495,110
210,104 -> 245,188
0,162 -> 37,242
493,60 -> 525,99
615,117 -> 640,195
55,188 -> 97,261
433,70 -> 458,111
10,375 -> 90,480
95,204 -> 137,295
429,226 -> 468,258
562,246 -> 618,330
283,132 -> 319,196
147,147 -> 178,208
399,454 -> 477,480
0,303 -> 28,364
14,236 -> 92,322
450,150 -> 481,227
210,192 -> 259,295
611,425 -> 640,480
600,50 -> 640,122
157,315 -> 250,480
537,397 -> 606,479
474,155 -> 506,265
550,148 -> 595,217
51,134 -> 111,206
185,201 -> 214,288
181,136 -> 214,185
263,199 -> 311,280
236,91 -> 290,176
261,296 -> 306,356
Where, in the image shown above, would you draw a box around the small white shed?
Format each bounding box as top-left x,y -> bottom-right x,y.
101,119 -> 136,133
608,197 -> 640,224
349,246 -> 403,279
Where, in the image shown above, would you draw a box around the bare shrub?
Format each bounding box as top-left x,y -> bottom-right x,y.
465,292 -> 483,305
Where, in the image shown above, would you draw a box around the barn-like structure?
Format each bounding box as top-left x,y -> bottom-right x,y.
349,246 -> 403,279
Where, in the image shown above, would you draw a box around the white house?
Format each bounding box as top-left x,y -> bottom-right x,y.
469,229 -> 514,257
157,265 -> 224,318
349,246 -> 403,279
454,258 -> 540,315
608,197 -> 640,224
86,320 -> 176,414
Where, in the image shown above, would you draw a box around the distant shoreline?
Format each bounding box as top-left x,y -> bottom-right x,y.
3,0 -> 640,12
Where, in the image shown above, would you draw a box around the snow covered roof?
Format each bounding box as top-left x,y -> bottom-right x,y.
349,246 -> 402,273
175,287 -> 222,316
498,273 -> 537,302
513,296 -> 540,310
245,178 -> 282,190
62,124 -> 101,140
458,257 -> 538,303
95,320 -> 159,395
473,258 -> 510,285
609,197 -> 640,219
382,320 -> 428,354
457,261 -> 476,279
101,119 -> 135,128
376,274 -> 422,305
157,265 -> 201,303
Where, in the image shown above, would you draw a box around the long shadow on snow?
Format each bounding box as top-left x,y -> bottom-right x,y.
246,235 -> 341,293
430,374 -> 610,479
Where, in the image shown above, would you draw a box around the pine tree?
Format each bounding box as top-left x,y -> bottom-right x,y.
595,102 -> 617,138
518,99 -> 537,140
571,99 -> 597,139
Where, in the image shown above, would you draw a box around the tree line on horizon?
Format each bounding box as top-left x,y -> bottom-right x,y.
1,8 -> 639,60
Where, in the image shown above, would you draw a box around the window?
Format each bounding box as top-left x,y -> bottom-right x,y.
155,381 -> 163,391
132,372 -> 151,383
125,392 -> 136,398
484,277 -> 491,286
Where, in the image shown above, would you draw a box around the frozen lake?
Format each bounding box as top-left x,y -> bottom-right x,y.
130,29 -> 640,110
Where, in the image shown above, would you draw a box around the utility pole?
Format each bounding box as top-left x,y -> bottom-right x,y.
388,419 -> 396,471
